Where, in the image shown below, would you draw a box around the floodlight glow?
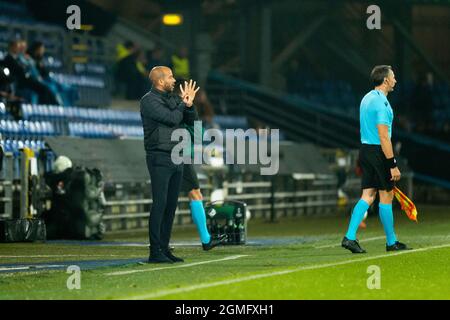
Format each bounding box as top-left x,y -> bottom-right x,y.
163,14 -> 183,26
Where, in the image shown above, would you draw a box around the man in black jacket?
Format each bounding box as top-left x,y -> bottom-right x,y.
140,66 -> 199,263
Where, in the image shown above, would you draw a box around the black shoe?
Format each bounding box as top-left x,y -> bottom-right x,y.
341,237 -> 367,254
386,241 -> 412,252
147,252 -> 174,264
163,250 -> 184,263
202,234 -> 227,251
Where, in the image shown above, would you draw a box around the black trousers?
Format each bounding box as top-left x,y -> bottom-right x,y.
146,152 -> 183,253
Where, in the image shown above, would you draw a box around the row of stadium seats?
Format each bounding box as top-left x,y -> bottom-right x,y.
2,113 -> 271,140
0,102 -> 13,120
51,73 -> 106,89
1,139 -> 46,154
20,104 -> 141,124
1,119 -> 143,139
0,51 -> 106,78
1,119 -> 56,137
68,122 -> 143,139
74,63 -> 107,75
0,51 -> 64,71
0,1 -> 37,25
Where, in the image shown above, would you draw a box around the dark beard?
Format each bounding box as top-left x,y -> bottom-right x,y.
165,84 -> 174,92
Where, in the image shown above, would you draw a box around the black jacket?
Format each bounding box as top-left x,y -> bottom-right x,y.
2,54 -> 28,86
140,87 -> 197,154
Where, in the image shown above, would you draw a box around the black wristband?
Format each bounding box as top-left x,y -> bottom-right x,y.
386,157 -> 397,169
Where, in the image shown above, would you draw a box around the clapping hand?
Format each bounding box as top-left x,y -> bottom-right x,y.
179,79 -> 200,107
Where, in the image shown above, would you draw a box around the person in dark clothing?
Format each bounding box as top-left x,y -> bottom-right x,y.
27,41 -> 49,79
146,48 -> 164,70
0,65 -> 24,119
2,41 -> 25,83
140,66 -> 200,263
28,41 -> 75,106
411,72 -> 435,133
2,40 -> 59,105
0,61 -> 24,105
117,48 -> 147,100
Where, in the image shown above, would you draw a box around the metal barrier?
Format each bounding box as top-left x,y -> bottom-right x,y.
0,151 -> 14,219
0,148 -> 47,221
101,173 -> 339,232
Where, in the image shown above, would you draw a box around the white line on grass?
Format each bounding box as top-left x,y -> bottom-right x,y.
0,265 -> 65,272
105,255 -> 249,276
122,243 -> 450,300
0,255 -> 123,258
314,236 -> 386,249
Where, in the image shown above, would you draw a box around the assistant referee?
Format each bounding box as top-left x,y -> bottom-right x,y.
341,65 -> 411,254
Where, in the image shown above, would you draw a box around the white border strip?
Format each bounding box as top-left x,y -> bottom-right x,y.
0,265 -> 66,272
122,243 -> 450,300
105,255 -> 249,276
0,255 -> 123,258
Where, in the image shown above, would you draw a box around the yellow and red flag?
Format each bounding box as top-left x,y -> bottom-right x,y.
393,186 -> 418,222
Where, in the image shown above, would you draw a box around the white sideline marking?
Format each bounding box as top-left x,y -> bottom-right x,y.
0,265 -> 65,272
122,243 -> 450,300
105,255 -> 248,276
314,236 -> 386,249
0,255 -> 122,258
73,242 -> 199,247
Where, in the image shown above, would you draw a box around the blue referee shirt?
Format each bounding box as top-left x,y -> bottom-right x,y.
360,89 -> 393,145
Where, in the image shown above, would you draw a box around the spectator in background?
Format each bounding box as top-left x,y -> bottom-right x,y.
2,41 -> 28,93
116,40 -> 136,61
114,40 -> 136,97
20,40 -> 64,105
286,59 -> 301,95
115,42 -> 150,100
118,48 -> 148,100
27,42 -> 49,79
0,61 -> 24,106
27,41 -> 77,106
193,89 -> 215,128
411,72 -> 435,133
136,49 -> 148,79
147,47 -> 164,70
170,46 -> 190,80
2,39 -> 60,105
136,49 -> 151,95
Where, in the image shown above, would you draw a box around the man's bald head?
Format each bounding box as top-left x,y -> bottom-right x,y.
149,66 -> 168,84
149,66 -> 176,92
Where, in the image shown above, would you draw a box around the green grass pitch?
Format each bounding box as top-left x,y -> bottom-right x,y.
1,205 -> 449,300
